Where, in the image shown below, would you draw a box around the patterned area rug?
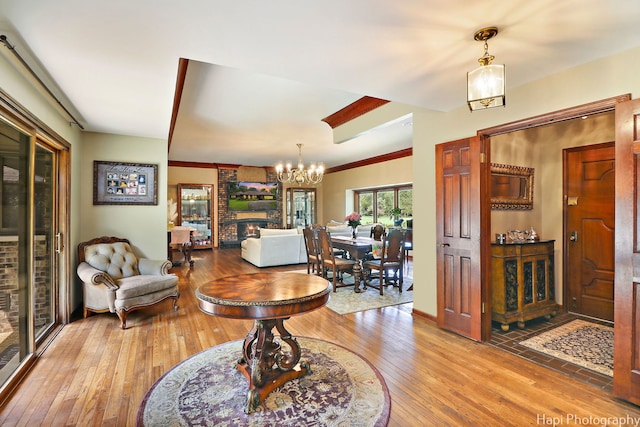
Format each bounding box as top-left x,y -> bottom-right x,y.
288,270 -> 413,315
327,285 -> 413,315
137,337 -> 390,426
519,319 -> 613,376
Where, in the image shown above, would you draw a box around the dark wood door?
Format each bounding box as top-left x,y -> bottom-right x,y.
565,143 -> 615,321
436,136 -> 484,341
614,97 -> 640,405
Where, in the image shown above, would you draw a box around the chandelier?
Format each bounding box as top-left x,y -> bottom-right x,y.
275,144 -> 324,185
467,26 -> 505,111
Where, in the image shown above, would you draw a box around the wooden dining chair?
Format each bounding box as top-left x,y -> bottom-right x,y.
315,227 -> 356,292
302,226 -> 321,275
370,224 -> 386,241
362,229 -> 406,295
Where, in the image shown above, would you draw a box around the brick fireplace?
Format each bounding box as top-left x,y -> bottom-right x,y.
218,168 -> 282,247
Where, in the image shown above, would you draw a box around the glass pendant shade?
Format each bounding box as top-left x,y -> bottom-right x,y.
467,64 -> 505,111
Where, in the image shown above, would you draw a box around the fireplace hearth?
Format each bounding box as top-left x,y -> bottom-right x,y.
220,218 -> 280,247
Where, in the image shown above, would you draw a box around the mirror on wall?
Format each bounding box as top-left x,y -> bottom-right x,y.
490,163 -> 534,210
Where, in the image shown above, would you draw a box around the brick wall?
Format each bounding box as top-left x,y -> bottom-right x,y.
0,236 -> 51,335
218,168 -> 282,244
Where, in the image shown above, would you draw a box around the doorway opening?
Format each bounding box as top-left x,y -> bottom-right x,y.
489,111 -> 615,330
484,107 -> 619,388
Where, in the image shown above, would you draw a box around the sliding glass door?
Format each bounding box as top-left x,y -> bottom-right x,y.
0,119 -> 31,385
0,118 -> 62,388
34,143 -> 56,340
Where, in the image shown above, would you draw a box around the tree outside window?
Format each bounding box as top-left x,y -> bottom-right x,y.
355,185 -> 412,227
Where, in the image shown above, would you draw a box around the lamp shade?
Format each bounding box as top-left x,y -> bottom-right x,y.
467,64 -> 505,111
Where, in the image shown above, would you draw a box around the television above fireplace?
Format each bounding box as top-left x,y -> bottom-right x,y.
227,181 -> 278,212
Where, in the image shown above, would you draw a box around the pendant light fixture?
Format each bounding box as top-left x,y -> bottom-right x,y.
275,144 -> 324,185
467,26 -> 505,111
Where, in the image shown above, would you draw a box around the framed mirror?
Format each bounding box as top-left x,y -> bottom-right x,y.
490,163 -> 534,210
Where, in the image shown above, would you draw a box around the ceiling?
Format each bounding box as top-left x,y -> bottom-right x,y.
0,1 -> 639,169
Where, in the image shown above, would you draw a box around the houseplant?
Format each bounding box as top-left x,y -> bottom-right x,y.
389,208 -> 403,227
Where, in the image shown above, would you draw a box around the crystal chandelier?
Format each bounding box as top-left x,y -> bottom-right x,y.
467,26 -> 505,111
275,144 -> 324,185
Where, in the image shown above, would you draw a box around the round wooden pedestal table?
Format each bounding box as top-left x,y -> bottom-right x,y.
196,272 -> 331,413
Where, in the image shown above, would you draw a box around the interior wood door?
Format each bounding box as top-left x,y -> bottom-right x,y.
436,136 -> 484,341
565,143 -> 615,321
614,97 -> 640,405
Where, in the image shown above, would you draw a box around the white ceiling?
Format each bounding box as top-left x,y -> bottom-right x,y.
1,0 -> 639,168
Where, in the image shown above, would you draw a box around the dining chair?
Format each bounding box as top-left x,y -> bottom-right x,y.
370,224 -> 386,241
362,229 -> 406,295
315,227 -> 356,292
404,228 -> 413,265
302,226 -> 321,275
170,226 -> 195,267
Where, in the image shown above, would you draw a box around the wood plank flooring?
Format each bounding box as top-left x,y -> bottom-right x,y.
1,248 -> 639,426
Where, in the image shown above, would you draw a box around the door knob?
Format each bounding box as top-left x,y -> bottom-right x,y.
439,243 -> 450,247
570,231 -> 578,242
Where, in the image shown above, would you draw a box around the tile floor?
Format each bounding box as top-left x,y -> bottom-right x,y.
487,312 -> 613,392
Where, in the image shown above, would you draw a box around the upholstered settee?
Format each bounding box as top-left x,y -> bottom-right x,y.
241,228 -> 307,267
326,221 -> 385,238
77,236 -> 179,329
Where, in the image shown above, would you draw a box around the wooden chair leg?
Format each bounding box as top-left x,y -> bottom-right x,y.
116,309 -> 128,330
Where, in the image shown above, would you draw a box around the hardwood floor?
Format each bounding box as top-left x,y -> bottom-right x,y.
1,248 -> 639,426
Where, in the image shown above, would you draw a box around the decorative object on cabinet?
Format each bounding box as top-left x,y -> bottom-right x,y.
285,187 -> 316,229
177,184 -> 213,249
490,163 -> 534,210
491,240 -> 558,331
93,161 -> 158,205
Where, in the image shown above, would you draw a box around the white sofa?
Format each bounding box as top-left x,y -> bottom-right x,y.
326,222 -> 384,238
241,228 -> 307,267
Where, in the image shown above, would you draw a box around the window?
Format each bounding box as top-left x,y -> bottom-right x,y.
355,185 -> 412,227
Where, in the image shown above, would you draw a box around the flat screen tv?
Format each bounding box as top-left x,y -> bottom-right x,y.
227,181 -> 278,211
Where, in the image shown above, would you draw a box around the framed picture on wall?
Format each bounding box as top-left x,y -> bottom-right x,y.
93,161 -> 158,205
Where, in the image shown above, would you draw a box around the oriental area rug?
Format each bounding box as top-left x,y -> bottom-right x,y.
288,270 -> 413,315
137,337 -> 390,427
518,319 -> 613,377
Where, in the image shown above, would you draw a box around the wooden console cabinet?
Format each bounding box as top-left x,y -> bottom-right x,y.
491,240 -> 558,331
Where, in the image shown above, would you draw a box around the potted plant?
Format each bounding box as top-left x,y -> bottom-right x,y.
389,207 -> 403,227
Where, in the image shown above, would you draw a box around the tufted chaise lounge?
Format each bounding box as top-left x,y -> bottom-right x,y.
77,236 -> 179,329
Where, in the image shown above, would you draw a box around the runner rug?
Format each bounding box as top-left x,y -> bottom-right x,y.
137,337 -> 390,427
518,319 -> 613,377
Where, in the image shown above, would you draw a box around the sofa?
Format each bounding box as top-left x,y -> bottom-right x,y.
241,228 -> 307,267
326,221 -> 385,238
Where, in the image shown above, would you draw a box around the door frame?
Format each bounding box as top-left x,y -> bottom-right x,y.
476,94 -> 630,340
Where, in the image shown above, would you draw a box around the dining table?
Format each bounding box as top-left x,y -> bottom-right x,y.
330,235 -> 381,292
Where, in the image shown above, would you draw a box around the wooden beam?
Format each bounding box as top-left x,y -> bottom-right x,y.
168,58 -> 189,150
325,147 -> 412,173
321,96 -> 390,129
